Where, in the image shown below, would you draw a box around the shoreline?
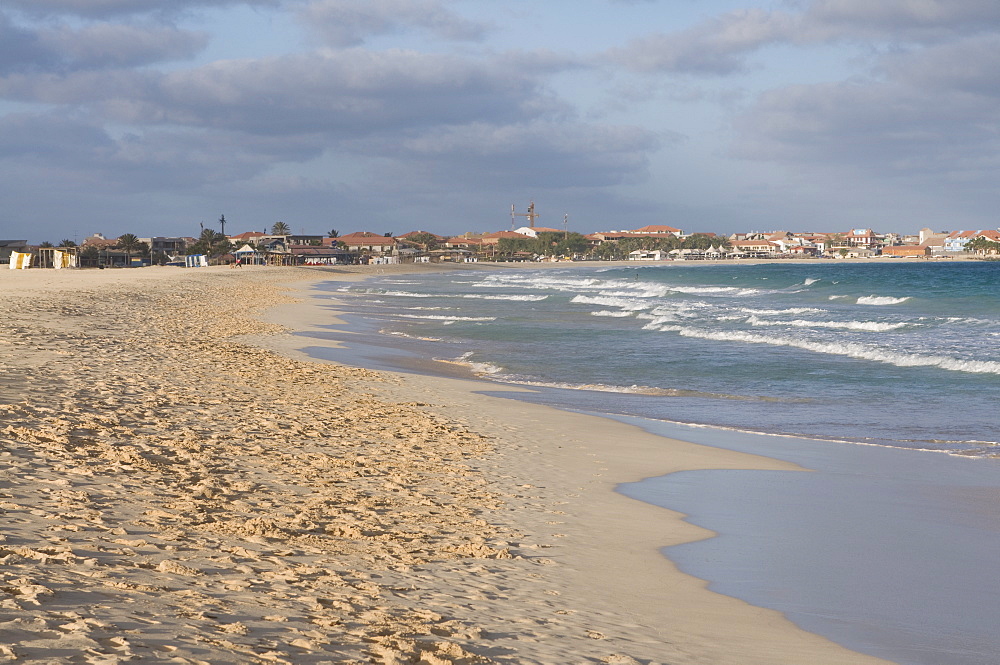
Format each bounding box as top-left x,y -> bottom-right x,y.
254,264 -> 898,663
0,264 -> 893,664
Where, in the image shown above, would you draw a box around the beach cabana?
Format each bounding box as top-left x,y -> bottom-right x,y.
234,244 -> 265,266
185,254 -> 209,268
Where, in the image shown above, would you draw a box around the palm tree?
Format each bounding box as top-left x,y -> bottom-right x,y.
117,233 -> 141,266
188,228 -> 231,259
710,236 -> 732,251
682,234 -> 714,251
39,241 -> 54,248
58,239 -> 77,247
327,229 -> 339,238
967,237 -> 1000,255
272,221 -> 290,235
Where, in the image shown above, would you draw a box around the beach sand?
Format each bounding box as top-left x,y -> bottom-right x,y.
0,264 -> 894,664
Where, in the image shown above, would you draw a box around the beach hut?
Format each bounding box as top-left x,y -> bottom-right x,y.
185,254 -> 209,268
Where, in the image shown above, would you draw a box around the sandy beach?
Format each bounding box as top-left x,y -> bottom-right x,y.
0,264 -> 895,664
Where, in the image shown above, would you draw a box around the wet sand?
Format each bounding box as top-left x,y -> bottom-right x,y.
0,264 -> 894,664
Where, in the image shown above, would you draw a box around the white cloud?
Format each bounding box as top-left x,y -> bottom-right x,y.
298,0 -> 490,47
608,9 -> 796,74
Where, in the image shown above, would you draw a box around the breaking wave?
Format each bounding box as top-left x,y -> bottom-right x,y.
645,325 -> 1000,375
746,316 -> 908,332
379,289 -> 546,301
740,307 -> 825,316
439,352 -> 503,376
461,294 -> 548,301
592,310 -> 635,317
858,295 -> 911,305
397,314 -> 496,322
571,294 -> 652,311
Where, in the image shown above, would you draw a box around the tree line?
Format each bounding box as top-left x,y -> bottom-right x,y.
495,232 -> 731,260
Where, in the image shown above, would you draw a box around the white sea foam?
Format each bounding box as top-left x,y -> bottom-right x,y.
649,302 -> 712,317
480,274 -> 606,292
740,307 -> 825,316
495,379 -> 755,399
647,325 -> 1000,374
592,310 -> 635,317
481,274 -> 696,300
858,295 -> 910,305
442,352 -> 502,375
828,295 -> 849,300
666,285 -> 760,296
746,316 -> 908,332
636,301 -> 711,327
485,274 -> 763,300
597,288 -> 666,298
381,290 -> 436,298
461,294 -> 548,301
396,314 -> 497,322
380,289 -> 547,302
381,330 -> 443,342
803,277 -> 820,286
571,294 -> 651,311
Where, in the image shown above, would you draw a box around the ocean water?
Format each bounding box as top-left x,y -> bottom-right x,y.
306,260 -> 1000,664
322,261 -> 1000,455
616,417 -> 1000,665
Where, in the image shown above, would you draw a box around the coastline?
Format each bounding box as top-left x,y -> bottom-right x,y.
0,264 -> 893,664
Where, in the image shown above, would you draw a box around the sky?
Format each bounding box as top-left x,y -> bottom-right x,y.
2,0 -> 999,244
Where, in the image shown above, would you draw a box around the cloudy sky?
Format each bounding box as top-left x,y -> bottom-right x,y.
2,0 -> 999,243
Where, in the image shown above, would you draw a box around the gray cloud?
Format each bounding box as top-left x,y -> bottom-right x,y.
383,121 -> 662,188
0,47 -> 565,138
0,112 -> 113,162
39,24 -> 209,69
0,10 -> 208,75
807,0 -> 1000,38
733,34 -> 1000,183
132,49 -> 562,136
879,33 -> 1000,95
298,0 -> 490,47
4,0 -> 275,19
608,0 -> 1000,75
0,111 -> 323,191
0,12 -> 57,74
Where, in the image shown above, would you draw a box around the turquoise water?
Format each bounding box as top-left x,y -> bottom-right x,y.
325,261 -> 1000,455
308,261 -> 1000,665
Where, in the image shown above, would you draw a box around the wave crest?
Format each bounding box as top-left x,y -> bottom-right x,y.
645,325 -> 1000,375
858,295 -> 910,305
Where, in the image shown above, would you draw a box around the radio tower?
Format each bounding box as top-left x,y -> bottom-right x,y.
510,201 -> 539,229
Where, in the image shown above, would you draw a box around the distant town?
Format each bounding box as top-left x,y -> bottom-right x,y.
4,212 -> 1000,268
